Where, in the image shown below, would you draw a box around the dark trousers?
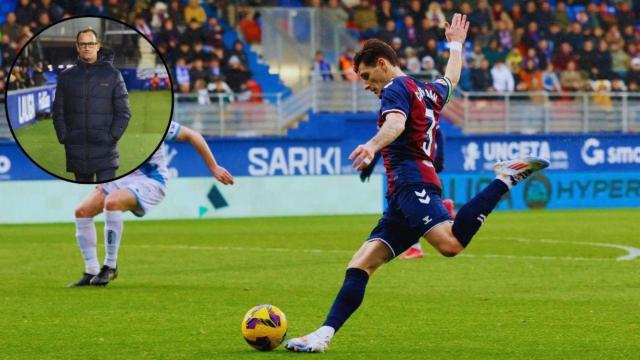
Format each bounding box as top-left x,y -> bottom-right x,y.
74,168 -> 116,182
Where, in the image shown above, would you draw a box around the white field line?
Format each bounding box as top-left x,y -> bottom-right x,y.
130,238 -> 638,262
485,236 -> 640,261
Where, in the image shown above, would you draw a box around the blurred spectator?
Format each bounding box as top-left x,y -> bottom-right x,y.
517,57 -> 543,91
611,43 -> 630,77
376,0 -> 396,26
621,24 -> 638,45
2,13 -> 20,41
230,40 -> 249,67
86,0 -> 107,16
246,79 -> 263,103
134,15 -> 154,42
400,15 -> 420,48
483,39 -> 506,68
591,79 -> 612,109
522,22 -> 542,50
419,38 -> 438,64
560,60 -> 587,91
521,48 -> 540,72
505,48 -> 523,75
542,63 -> 562,92
616,2 -> 636,32
441,0 -> 455,21
594,40 -> 612,80
313,50 -> 333,81
406,0 -> 424,25
194,79 -> 210,105
150,2 -> 170,31
175,57 -> 191,89
182,19 -> 204,45
553,2 -> 570,29
339,48 -> 358,81
475,24 -> 493,49
547,23 -> 566,49
418,56 -> 441,81
425,2 -> 446,28
208,57 -> 223,80
149,72 -> 168,90
184,0 -> 207,26
377,19 -> 397,45
605,25 -> 624,49
578,41 -> 598,80
15,0 -> 36,28
567,23 -> 585,51
611,76 -> 628,92
176,42 -> 195,63
626,58 -> 640,91
34,12 -> 51,33
239,11 -> 261,44
469,0 -> 491,32
106,0 -> 129,22
1,35 -> 16,69
352,0 -> 378,39
491,59 -> 515,93
404,47 -> 421,74
190,58 -> 210,85
537,39 -> 552,70
225,56 -> 252,93
471,59 -> 494,91
496,20 -> 514,49
468,42 -> 486,69
203,17 -> 224,49
168,0 -> 186,28
552,42 -> 577,71
158,19 -> 180,48
40,0 -> 64,22
208,76 -> 234,104
538,2 -> 554,31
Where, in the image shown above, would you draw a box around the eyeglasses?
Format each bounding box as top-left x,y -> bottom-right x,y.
78,42 -> 98,48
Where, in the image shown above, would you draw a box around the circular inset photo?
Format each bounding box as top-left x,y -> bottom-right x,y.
5,16 -> 173,183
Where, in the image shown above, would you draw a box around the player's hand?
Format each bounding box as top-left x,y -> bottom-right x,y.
349,144 -> 376,171
212,166 -> 234,185
444,13 -> 470,44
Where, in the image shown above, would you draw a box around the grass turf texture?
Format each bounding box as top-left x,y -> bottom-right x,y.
13,90 -> 171,179
1,209 -> 638,359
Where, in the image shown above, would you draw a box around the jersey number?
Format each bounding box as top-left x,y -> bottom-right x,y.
422,108 -> 436,157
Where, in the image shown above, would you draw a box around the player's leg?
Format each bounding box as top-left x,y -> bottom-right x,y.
285,240 -> 392,353
68,187 -> 105,287
400,199 -> 455,260
286,211 -> 413,353
425,157 -> 549,255
96,168 -> 116,182
90,188 -> 138,286
74,173 -> 94,182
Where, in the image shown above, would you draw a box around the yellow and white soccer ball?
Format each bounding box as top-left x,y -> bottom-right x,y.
241,304 -> 288,351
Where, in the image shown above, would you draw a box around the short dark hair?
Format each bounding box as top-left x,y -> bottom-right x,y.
76,28 -> 98,43
353,39 -> 399,73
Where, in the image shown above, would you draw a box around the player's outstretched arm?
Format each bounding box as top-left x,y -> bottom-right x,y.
443,13 -> 470,88
175,126 -> 234,185
349,112 -> 406,171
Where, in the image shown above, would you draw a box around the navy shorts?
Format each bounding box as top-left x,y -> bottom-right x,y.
367,184 -> 453,258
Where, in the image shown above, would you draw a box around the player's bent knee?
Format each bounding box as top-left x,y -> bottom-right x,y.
438,241 -> 463,257
74,206 -> 90,218
103,196 -> 121,211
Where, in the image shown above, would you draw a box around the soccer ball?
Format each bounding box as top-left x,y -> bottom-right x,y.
241,304 -> 288,351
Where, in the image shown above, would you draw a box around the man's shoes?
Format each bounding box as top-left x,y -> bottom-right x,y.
89,265 -> 118,286
493,157 -> 550,187
443,199 -> 456,218
284,332 -> 331,353
399,245 -> 424,260
67,273 -> 95,287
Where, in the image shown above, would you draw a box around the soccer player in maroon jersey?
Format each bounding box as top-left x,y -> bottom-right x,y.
285,14 -> 548,353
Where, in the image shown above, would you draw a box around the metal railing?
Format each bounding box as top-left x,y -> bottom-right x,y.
456,91 -> 640,133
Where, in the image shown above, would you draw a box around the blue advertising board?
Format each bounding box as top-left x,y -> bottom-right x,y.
5,85 -> 56,129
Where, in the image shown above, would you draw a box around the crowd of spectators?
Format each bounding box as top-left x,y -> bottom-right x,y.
0,0 -> 259,102
308,0 -> 640,93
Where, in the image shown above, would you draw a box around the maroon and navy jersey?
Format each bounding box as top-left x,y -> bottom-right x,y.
378,75 -> 452,196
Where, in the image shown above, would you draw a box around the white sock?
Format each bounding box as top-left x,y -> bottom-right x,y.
103,210 -> 123,268
75,217 -> 99,275
314,326 -> 335,340
411,242 -> 422,250
496,175 -> 513,190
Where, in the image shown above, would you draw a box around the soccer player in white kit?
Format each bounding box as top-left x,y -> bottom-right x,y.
68,121 -> 234,287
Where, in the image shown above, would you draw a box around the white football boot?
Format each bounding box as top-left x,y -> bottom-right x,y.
493,157 -> 550,187
284,330 -> 332,353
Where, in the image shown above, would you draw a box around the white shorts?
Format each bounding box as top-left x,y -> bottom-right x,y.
102,173 -> 166,217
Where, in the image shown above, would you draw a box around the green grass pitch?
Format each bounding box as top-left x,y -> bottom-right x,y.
1,209 -> 638,359
13,90 -> 171,179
